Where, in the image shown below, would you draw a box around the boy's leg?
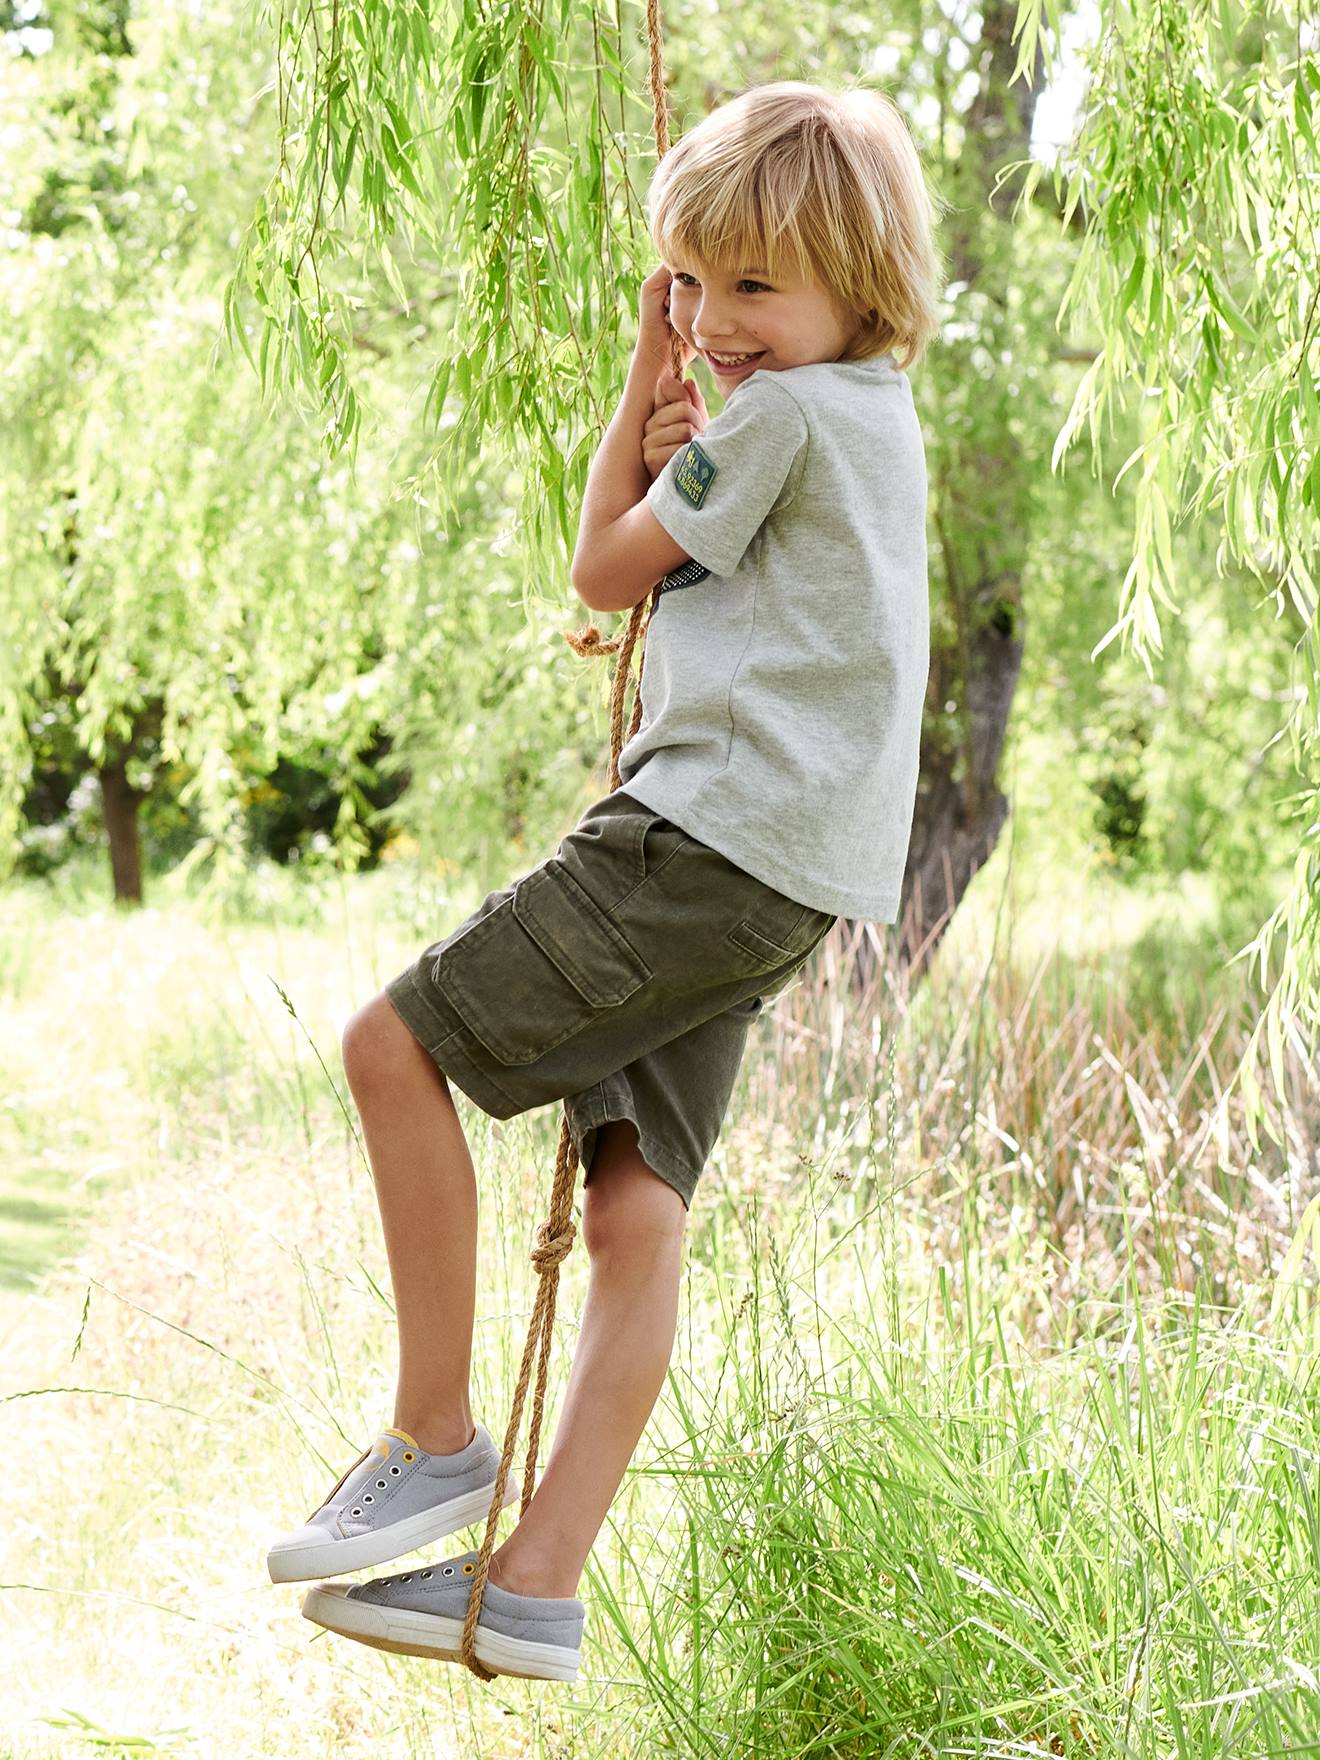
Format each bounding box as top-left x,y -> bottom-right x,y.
487,1118 -> 687,1599
343,991 -> 687,1598
341,993 -> 479,1455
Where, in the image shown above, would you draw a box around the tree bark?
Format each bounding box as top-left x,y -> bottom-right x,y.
899,605 -> 1023,980
99,753 -> 145,904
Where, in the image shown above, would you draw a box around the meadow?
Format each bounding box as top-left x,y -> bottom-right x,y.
2,828 -> 1319,1758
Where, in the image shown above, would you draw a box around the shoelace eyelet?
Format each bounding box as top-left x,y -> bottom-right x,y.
390,1465 -> 401,1475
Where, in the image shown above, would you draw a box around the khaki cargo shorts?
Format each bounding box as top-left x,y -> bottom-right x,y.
383,788 -> 836,1210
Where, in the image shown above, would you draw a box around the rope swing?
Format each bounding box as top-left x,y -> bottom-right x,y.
454,0 -> 685,1679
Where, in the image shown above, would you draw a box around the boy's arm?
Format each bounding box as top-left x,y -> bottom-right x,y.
571,352 -> 692,613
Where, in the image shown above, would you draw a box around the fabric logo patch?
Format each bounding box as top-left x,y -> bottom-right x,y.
674,439 -> 717,509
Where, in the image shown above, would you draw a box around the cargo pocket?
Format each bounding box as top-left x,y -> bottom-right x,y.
726,910 -> 815,974
725,909 -> 834,997
436,860 -> 652,1066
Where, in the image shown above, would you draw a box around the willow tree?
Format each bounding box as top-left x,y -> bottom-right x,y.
0,0 -> 406,895
1,0 -> 559,900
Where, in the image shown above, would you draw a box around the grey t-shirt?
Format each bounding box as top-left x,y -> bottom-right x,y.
617,353 -> 930,923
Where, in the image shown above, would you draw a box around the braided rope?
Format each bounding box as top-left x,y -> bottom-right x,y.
456,0 -> 684,1680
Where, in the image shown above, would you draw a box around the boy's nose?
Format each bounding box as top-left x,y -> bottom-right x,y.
690,298 -> 734,336
694,315 -> 740,344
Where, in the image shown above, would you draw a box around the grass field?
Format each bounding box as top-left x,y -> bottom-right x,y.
2,838 -> 1319,1758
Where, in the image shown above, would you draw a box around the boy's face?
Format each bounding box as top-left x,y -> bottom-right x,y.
663,252 -> 862,388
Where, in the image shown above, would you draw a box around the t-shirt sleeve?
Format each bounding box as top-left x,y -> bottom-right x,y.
645,372 -> 809,579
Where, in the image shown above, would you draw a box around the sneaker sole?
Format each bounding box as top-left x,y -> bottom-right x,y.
267,1474 -> 522,1584
301,1581 -> 582,1682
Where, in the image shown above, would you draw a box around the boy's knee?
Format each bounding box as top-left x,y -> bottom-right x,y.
581,1148 -> 687,1263
341,991 -> 418,1087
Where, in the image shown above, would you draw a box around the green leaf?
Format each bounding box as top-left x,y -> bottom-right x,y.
258,314 -> 273,391
426,358 -> 453,427
1207,280 -> 1259,347
394,154 -> 422,202
292,104 -> 327,213
379,239 -> 408,305
1265,988 -> 1288,1112
332,120 -> 361,209
291,301 -> 313,379
1295,73 -> 1318,156
1299,351 -> 1320,443
384,98 -> 412,148
1117,250 -> 1145,322
1266,393 -> 1286,503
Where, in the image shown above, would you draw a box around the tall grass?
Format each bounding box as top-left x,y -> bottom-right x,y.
1,846 -> 1318,1758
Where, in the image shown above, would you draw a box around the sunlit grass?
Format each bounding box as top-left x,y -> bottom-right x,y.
2,840 -> 1318,1757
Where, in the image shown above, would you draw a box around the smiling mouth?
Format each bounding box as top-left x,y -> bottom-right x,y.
703,349 -> 764,368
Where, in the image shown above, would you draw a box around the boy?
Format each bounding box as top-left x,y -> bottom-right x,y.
268,78 -> 940,1682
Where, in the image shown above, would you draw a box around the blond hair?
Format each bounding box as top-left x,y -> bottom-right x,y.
647,80 -> 947,373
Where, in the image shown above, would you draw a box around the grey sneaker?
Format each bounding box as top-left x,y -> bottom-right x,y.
301,1547 -> 586,1682
266,1425 -> 520,1584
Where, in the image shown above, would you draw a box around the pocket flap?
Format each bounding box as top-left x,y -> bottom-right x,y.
512,862 -> 651,1007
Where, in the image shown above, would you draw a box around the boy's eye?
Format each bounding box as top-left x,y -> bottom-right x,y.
673,273 -> 769,294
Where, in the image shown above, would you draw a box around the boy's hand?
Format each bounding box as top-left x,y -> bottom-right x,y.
633,263 -> 698,376
642,369 -> 710,481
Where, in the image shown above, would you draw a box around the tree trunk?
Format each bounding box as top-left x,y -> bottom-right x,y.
99,754 -> 144,905
849,0 -> 1048,993
899,607 -> 1023,978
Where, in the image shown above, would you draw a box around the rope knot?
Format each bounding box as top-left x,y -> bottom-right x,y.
529,1216 -> 577,1272
562,622 -> 623,658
